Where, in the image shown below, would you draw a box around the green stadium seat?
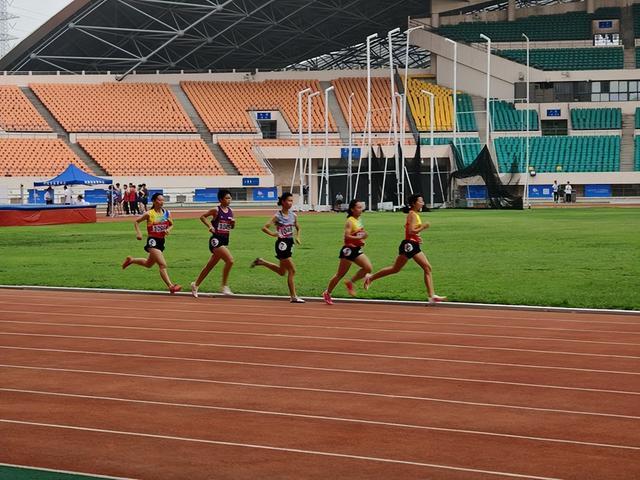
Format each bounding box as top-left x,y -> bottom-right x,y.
490,100 -> 539,131
571,108 -> 621,130
497,47 -> 623,71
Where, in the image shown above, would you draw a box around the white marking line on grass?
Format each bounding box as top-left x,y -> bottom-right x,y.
2,299 -> 640,337
3,387 -> 639,451
2,315 -> 639,349
0,419 -> 566,480
2,363 -> 638,420
0,346 -> 640,420
3,290 -> 639,326
2,285 -> 639,320
0,463 -> 135,480
3,344 -> 638,378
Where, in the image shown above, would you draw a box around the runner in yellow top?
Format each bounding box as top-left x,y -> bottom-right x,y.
322,199 -> 373,305
364,193 -> 446,305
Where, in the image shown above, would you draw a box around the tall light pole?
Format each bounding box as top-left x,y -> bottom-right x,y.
522,33 -> 530,209
323,85 -> 335,208
306,91 -> 320,209
401,25 -> 424,206
480,34 -> 492,147
347,92 -> 355,200
293,87 -> 311,206
366,32 -> 378,211
421,90 -> 435,209
388,27 -> 401,208
445,38 -> 457,148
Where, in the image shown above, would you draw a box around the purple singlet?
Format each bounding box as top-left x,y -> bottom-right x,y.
212,207 -> 234,236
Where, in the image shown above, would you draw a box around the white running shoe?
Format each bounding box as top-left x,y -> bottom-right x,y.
290,297 -> 306,303
428,294 -> 447,305
221,285 -> 233,296
363,274 -> 372,291
190,282 -> 199,298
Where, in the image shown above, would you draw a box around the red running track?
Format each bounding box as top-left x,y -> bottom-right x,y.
0,289 -> 639,479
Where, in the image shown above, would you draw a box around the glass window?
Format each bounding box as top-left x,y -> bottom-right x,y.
610,81 -> 619,93
619,93 -> 628,101
591,93 -> 600,101
619,81 -> 628,92
592,82 -> 601,93
601,93 -> 610,101
610,93 -> 619,101
630,93 -> 638,101
630,81 -> 638,92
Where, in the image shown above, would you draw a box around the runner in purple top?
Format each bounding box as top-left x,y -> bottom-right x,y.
191,189 -> 235,297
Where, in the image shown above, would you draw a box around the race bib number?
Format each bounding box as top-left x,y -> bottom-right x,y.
217,221 -> 231,232
277,225 -> 293,237
151,224 -> 167,233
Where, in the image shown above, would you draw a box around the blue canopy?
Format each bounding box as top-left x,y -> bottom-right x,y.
34,164 -> 112,187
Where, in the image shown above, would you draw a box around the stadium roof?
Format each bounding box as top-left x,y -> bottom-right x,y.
0,0 -> 431,77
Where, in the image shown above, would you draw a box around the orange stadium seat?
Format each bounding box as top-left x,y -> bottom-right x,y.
0,138 -> 88,176
29,83 -> 196,133
0,86 -> 52,132
77,139 -> 225,176
332,77 -> 410,133
181,80 -> 337,134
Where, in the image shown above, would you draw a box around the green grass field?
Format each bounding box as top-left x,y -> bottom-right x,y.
1,208 -> 638,310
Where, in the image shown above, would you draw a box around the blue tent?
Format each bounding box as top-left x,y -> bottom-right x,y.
34,164 -> 112,187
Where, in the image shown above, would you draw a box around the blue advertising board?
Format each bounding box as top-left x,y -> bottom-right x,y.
584,184 -> 611,197
252,187 -> 278,202
28,189 -> 45,204
466,185 -> 487,199
340,147 -> 362,159
528,184 -> 553,198
193,188 -> 219,202
242,178 -> 260,186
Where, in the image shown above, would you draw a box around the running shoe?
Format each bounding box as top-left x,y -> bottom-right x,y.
363,274 -> 372,291
428,294 -> 447,305
250,258 -> 261,268
169,284 -> 182,294
290,297 -> 306,303
344,280 -> 356,297
322,291 -> 333,305
121,257 -> 133,270
221,285 -> 233,295
190,282 -> 199,298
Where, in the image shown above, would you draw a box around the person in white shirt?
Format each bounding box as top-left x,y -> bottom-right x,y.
44,186 -> 54,205
75,194 -> 89,205
552,180 -> 559,203
63,185 -> 73,205
564,181 -> 572,203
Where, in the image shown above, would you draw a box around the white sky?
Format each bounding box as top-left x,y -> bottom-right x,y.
7,0 -> 73,48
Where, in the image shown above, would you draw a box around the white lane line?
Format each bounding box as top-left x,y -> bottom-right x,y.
2,299 -> 640,334
2,344 -> 638,377
0,418 -> 566,480
3,388 -> 639,451
2,331 -> 639,362
3,363 -> 638,420
1,363 -> 639,398
2,288 -> 638,324
0,463 -> 134,479
2,316 -> 639,348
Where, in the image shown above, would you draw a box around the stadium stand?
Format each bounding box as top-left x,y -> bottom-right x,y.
490,100 -> 539,131
30,83 -> 196,133
635,136 -> 640,170
437,9 -> 620,42
332,77 -> 409,132
497,47 -> 623,71
634,3 -> 640,37
495,135 -> 620,172
406,77 -> 477,132
181,80 -> 336,134
635,108 -> 640,129
0,138 -> 87,176
571,107 -> 621,130
0,86 -> 52,132
420,136 -> 482,166
77,139 -> 225,176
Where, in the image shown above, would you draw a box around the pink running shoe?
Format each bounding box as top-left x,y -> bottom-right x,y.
121,257 -> 133,270
169,284 -> 182,294
344,280 -> 356,297
322,291 -> 334,305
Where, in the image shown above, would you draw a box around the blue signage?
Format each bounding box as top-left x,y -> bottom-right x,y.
546,109 -> 561,117
340,147 -> 362,159
252,187 -> 278,202
256,112 -> 272,120
28,189 -> 45,204
528,184 -> 553,198
584,184 -> 611,197
242,177 -> 260,186
83,189 -> 107,203
194,188 -> 219,202
466,185 -> 487,199
598,20 -> 613,29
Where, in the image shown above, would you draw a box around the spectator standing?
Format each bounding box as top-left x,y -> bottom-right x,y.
128,183 -> 139,215
44,186 -> 54,205
565,181 -> 572,203
122,184 -> 130,215
106,185 -> 114,216
552,180 -> 559,204
114,183 -> 123,216
140,184 -> 149,212
63,185 -> 72,205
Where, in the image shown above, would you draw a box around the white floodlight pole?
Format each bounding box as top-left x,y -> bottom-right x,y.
294,87 -> 311,207
366,32 -> 378,211
445,38 -> 457,148
307,91 -> 320,209
523,33 -> 530,209
388,27 -> 401,207
402,25 -> 424,205
347,92 -> 355,200
323,85 -> 335,208
421,90 -> 435,209
480,34 -> 492,147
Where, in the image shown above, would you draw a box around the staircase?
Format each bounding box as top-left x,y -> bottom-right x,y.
623,48 -> 636,69
471,94 -> 488,145
621,114 -> 635,172
170,84 -> 239,175
21,87 -> 108,176
320,81 -> 350,144
621,6 -> 636,50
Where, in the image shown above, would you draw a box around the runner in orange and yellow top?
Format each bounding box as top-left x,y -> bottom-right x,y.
121,192 -> 182,294
322,199 -> 373,305
364,193 -> 446,305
